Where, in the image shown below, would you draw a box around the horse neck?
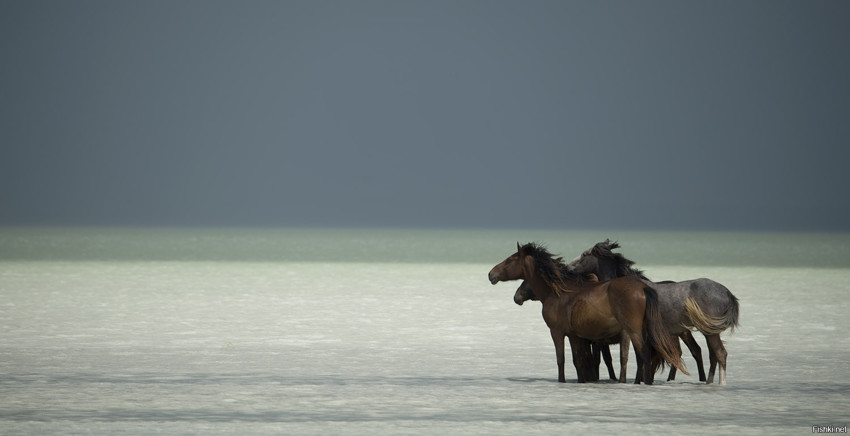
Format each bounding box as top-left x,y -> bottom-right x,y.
524,273 -> 558,302
533,272 -> 577,333
530,271 -> 582,307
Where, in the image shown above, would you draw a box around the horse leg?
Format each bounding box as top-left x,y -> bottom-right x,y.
618,331 -> 631,383
643,343 -> 655,385
667,337 -> 682,381
626,329 -> 653,385
706,335 -> 718,384
621,320 -> 651,384
705,334 -> 728,385
665,339 -> 678,382
569,336 -> 597,383
681,331 -> 706,382
601,344 -> 617,380
590,342 -> 601,382
633,343 -> 644,384
551,330 -> 567,383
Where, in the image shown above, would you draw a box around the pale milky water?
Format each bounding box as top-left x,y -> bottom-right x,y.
1,229 -> 849,435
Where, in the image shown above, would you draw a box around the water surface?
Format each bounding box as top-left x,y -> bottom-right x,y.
1,229 -> 848,434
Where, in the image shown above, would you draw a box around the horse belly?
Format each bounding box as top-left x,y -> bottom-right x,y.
576,319 -> 621,341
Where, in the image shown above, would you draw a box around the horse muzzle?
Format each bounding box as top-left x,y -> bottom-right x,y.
513,293 -> 524,305
488,273 -> 500,285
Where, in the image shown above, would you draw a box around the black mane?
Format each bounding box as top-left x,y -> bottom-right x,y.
590,240 -> 650,280
520,243 -> 584,292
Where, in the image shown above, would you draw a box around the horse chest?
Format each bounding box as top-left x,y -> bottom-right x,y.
541,302 -> 571,331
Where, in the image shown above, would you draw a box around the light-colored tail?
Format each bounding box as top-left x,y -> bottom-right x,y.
683,296 -> 740,335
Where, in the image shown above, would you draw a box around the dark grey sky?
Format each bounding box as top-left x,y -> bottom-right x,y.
2,1 -> 848,231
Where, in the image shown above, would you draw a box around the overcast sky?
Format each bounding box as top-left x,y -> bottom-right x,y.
2,1 -> 848,231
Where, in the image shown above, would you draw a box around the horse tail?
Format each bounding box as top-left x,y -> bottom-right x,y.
683,291 -> 740,335
644,286 -> 689,376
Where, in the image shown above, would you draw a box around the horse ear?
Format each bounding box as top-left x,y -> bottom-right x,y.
604,238 -> 610,244
517,242 -> 523,255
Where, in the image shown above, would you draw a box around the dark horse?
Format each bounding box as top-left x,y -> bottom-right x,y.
566,239 -> 740,385
514,280 -> 619,382
489,243 -> 687,384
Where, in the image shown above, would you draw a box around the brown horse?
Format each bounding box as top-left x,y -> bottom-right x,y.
514,280 -> 619,382
489,243 -> 686,384
516,248 -> 707,382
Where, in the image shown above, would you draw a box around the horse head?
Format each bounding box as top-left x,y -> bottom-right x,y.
567,239 -> 647,281
566,245 -> 600,275
488,242 -> 534,285
513,281 -> 538,305
568,239 -> 619,271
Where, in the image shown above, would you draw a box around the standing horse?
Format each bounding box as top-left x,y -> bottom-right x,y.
515,251 -> 707,382
566,239 -> 740,385
489,243 -> 686,385
514,280 -> 618,382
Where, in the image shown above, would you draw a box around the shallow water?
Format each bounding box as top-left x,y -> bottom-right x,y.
1,230 -> 848,434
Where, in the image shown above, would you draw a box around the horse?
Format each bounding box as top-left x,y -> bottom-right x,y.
566,239 -> 740,385
489,243 -> 687,385
515,256 -> 706,382
514,280 -> 619,382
